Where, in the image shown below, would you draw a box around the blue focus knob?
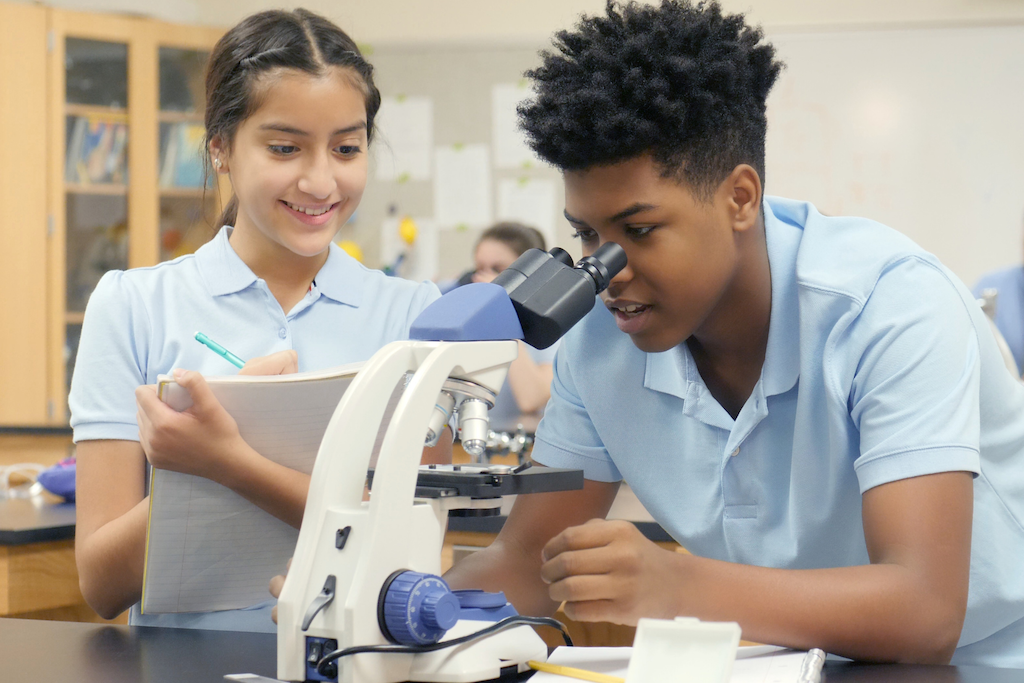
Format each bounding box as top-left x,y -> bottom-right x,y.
379,570 -> 461,645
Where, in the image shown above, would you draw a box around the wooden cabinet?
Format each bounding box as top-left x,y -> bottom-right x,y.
0,4 -> 49,426
0,3 -> 224,426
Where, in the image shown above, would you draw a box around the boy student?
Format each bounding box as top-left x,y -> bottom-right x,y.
444,0 -> 1024,667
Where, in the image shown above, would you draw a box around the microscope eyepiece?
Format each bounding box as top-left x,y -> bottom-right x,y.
574,242 -> 627,294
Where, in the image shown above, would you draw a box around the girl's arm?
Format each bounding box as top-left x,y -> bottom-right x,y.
134,350 -> 453,530
505,341 -> 555,413
75,439 -> 149,619
540,470 -> 972,664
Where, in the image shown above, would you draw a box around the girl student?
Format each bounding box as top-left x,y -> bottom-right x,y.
444,0 -> 1024,667
71,8 -> 450,632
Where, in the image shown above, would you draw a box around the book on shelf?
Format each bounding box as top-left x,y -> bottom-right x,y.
65,115 -> 129,185
159,121 -> 208,190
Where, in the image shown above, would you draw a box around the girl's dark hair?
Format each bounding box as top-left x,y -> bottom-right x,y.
477,222 -> 547,257
205,8 -> 381,227
519,0 -> 783,199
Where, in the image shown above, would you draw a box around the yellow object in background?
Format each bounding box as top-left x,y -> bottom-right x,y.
398,216 -> 418,245
336,240 -> 364,263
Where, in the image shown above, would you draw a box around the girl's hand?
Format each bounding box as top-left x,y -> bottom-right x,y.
240,349 -> 299,376
135,369 -> 250,484
540,518 -> 688,625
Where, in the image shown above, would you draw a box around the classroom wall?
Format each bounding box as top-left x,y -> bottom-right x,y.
5,0 -> 199,23
194,0 -> 1024,39
10,0 -> 1024,36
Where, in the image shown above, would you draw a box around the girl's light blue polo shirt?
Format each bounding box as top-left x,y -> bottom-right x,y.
69,227 -> 440,632
532,197 -> 1024,668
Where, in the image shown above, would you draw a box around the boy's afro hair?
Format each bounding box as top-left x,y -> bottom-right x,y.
519,0 -> 783,196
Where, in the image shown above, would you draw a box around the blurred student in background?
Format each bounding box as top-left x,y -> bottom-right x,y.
973,208 -> 1024,374
461,222 -> 559,426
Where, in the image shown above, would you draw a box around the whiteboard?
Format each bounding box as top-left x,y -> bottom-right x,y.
764,24 -> 1024,286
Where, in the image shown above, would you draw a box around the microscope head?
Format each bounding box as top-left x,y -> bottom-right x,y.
410,242 -> 627,348
492,242 -> 627,349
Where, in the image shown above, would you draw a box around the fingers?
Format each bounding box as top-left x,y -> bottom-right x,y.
542,518 -> 631,562
269,573 -> 286,599
240,350 -> 299,376
171,369 -> 217,413
562,598 -> 623,624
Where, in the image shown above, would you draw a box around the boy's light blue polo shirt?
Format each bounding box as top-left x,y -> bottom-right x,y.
69,227 -> 440,632
532,196 -> 1024,668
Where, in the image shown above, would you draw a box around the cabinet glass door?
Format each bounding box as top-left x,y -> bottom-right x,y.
63,37 -> 130,405
158,46 -> 215,262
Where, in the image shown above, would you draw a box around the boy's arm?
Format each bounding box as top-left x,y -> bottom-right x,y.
541,469 -> 972,664
443,474 -> 620,618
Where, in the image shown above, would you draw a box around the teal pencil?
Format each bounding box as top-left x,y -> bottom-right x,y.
194,331 -> 246,368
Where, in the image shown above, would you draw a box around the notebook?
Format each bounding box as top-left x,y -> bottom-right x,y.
141,362 -> 378,614
529,645 -> 824,683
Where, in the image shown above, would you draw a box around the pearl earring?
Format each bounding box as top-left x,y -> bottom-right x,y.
213,158 -> 222,170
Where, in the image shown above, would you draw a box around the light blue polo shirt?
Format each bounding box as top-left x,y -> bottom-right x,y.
532,197 -> 1024,668
70,226 -> 440,632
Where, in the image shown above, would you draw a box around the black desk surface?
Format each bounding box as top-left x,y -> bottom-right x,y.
2,618 -> 1023,683
0,496 -> 76,545
0,495 -> 676,546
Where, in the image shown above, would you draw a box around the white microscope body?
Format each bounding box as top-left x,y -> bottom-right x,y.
276,338 -> 546,683
277,242 -> 628,683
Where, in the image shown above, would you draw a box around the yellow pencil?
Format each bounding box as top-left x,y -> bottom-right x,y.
527,660 -> 626,683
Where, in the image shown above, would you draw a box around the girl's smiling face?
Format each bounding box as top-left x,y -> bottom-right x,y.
563,155 -> 764,354
213,67 -> 369,263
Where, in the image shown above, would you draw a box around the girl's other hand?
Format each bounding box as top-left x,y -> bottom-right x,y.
239,349 -> 299,376
136,369 -> 248,484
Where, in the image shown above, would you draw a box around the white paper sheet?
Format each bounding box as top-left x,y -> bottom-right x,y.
434,144 -> 493,229
374,96 -> 433,182
143,366 -> 375,614
496,177 -> 558,247
492,83 -> 538,169
529,646 -> 820,683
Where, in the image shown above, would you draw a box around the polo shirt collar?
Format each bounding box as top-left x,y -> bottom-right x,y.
643,199 -> 802,402
195,227 -> 258,296
760,199 -> 802,398
195,228 -> 364,307
310,242 -> 365,307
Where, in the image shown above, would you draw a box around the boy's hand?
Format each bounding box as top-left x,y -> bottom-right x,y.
540,518 -> 687,625
240,349 -> 299,375
136,369 -> 248,484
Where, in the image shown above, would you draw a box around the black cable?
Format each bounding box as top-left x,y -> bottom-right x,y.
317,615 -> 573,676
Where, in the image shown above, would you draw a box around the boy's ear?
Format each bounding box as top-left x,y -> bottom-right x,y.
723,164 -> 762,233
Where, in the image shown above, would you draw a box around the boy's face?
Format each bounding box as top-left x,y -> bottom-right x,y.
564,156 -> 753,353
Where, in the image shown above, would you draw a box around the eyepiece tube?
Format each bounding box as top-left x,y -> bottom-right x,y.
575,242 -> 627,294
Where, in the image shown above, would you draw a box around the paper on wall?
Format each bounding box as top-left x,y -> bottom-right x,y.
434,144 -> 493,229
496,178 -> 558,247
374,96 -> 433,182
492,83 -> 538,169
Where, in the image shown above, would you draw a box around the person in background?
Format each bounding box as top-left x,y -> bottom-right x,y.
70,8 -> 449,633
972,209 -> 1024,373
464,222 -> 558,428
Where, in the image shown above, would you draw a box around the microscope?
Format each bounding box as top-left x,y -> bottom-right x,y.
275,243 -> 627,683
